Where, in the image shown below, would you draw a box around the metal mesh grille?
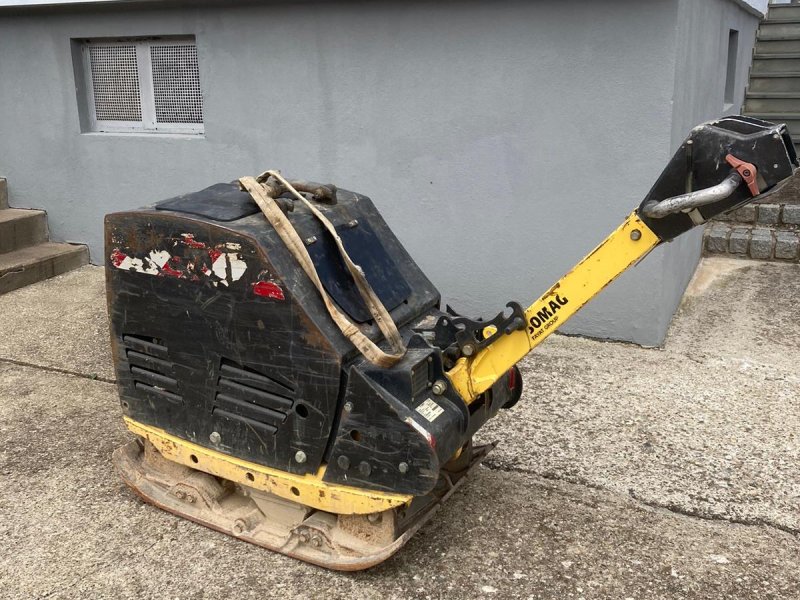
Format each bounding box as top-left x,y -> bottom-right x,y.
150,44 -> 204,124
88,45 -> 142,121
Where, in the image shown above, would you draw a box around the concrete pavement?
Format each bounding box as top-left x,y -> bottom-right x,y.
481,258 -> 800,534
0,259 -> 798,599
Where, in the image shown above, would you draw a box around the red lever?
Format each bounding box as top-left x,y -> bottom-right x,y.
725,154 -> 760,197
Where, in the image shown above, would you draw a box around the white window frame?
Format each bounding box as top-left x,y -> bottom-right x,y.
82,38 -> 204,135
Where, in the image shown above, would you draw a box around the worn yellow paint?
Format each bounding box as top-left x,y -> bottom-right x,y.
124,418 -> 412,515
481,324 -> 498,339
447,211 -> 661,403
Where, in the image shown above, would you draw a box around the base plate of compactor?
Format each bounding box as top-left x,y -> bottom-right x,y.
113,437 -> 494,571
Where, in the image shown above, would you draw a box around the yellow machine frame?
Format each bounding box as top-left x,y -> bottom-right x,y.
125,418 -> 412,514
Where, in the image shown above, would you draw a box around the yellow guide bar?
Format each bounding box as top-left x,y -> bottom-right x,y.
446,211 -> 661,403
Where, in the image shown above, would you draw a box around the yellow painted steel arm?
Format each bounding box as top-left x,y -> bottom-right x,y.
446,211 -> 660,403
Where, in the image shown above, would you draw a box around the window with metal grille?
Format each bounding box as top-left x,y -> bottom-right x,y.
81,37 -> 203,134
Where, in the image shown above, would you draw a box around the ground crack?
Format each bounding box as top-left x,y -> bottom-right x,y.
0,356 -> 115,384
627,491 -> 800,538
482,461 -> 800,538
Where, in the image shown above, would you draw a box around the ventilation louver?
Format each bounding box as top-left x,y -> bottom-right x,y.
213,360 -> 295,435
123,335 -> 183,405
88,45 -> 142,121
150,43 -> 203,124
411,359 -> 430,398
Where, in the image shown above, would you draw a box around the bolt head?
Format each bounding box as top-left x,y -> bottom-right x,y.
359,461 -> 372,476
462,343 -> 475,357
186,494 -> 196,504
337,455 -> 350,470
233,519 -> 246,534
431,379 -> 447,395
398,462 -> 409,474
174,490 -> 186,500
295,450 -> 307,464
344,401 -> 353,412
630,229 -> 642,241
311,536 -> 323,548
209,431 -> 221,444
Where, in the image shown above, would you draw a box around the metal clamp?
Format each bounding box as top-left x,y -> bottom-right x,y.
434,302 -> 527,358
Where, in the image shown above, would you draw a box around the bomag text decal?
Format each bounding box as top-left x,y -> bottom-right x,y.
528,294 -> 569,335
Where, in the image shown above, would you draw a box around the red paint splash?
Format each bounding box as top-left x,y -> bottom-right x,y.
253,281 -> 285,300
208,248 -> 223,263
180,234 -> 206,249
160,263 -> 183,278
110,249 -> 128,267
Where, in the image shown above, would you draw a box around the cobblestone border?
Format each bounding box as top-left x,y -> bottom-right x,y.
714,203 -> 800,226
704,223 -> 800,261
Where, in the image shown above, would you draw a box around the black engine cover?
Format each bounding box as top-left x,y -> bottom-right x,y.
106,182 -> 507,495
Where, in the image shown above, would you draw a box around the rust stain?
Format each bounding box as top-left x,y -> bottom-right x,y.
541,281 -> 562,299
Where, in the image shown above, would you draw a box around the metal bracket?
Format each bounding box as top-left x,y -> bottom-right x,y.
434,302 -> 526,357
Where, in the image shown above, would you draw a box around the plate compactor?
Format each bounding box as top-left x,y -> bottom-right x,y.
107,116 -> 796,570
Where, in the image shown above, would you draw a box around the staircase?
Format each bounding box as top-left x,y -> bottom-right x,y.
705,2 -> 800,262
744,1 -> 800,156
0,177 -> 89,294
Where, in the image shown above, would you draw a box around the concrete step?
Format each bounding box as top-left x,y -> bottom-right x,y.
0,178 -> 6,210
764,17 -> 800,25
0,242 -> 89,295
743,91 -> 800,112
766,5 -> 800,21
755,38 -> 800,54
0,208 -> 48,254
748,73 -> 800,93
759,22 -> 800,39
751,54 -> 800,74
742,112 -> 800,138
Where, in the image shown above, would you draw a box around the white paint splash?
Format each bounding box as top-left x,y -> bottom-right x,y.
111,238 -> 248,287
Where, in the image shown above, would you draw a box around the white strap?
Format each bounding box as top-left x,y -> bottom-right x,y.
239,174 -> 406,368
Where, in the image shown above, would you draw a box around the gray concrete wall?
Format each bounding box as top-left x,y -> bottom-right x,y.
0,0 -> 758,345
650,0 -> 762,343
